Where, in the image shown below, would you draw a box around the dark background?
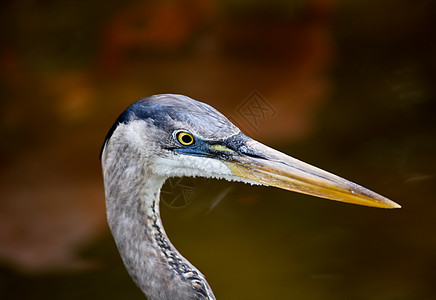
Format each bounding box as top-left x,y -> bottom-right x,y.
0,0 -> 435,299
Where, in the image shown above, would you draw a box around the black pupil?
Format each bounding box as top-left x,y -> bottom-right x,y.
181,134 -> 192,144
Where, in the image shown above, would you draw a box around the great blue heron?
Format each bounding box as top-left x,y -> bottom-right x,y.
101,94 -> 400,300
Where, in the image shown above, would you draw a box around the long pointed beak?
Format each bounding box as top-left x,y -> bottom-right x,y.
225,139 -> 400,209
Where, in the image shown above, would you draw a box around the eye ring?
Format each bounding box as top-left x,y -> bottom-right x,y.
174,130 -> 195,146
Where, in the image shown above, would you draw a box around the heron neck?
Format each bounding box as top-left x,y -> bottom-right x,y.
102,147 -> 215,300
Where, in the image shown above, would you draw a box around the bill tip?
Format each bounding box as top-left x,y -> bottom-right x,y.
384,200 -> 401,209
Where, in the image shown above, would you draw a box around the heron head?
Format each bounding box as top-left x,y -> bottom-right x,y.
102,94 -> 400,209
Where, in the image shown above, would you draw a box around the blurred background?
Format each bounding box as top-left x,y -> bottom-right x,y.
0,0 -> 435,299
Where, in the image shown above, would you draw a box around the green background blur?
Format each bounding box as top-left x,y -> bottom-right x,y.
0,0 -> 435,299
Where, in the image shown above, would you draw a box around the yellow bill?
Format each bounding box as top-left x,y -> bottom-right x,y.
225,139 -> 400,209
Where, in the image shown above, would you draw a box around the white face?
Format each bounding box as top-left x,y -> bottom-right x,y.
151,152 -> 266,188
116,118 -> 248,182
152,154 -> 233,179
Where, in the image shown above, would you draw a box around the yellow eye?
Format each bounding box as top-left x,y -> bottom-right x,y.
176,131 -> 194,146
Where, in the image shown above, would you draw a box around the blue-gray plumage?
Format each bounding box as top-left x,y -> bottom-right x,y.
101,94 -> 400,300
